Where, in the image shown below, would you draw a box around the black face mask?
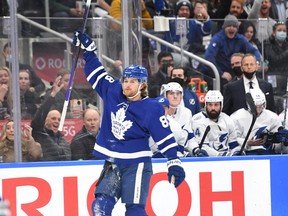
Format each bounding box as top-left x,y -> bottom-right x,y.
243,71 -> 256,80
232,66 -> 242,77
161,63 -> 173,75
170,77 -> 185,86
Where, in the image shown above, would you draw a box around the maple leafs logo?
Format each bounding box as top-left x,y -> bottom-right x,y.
111,107 -> 133,140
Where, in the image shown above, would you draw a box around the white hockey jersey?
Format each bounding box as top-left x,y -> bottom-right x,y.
191,111 -> 239,156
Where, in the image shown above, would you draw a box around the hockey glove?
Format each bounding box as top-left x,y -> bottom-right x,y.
167,157 -> 185,188
73,31 -> 97,52
275,129 -> 288,145
192,147 -> 208,157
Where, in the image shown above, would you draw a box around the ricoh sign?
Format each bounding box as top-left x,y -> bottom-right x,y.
0,157 -> 287,215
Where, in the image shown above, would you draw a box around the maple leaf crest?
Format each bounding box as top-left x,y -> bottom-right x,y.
111,107 -> 133,140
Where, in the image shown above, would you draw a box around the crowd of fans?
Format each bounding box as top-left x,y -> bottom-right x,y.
0,0 -> 288,162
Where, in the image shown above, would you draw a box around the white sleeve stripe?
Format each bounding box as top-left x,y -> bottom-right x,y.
134,162 -> 144,204
92,72 -> 108,89
156,133 -> 174,146
87,65 -> 105,81
160,142 -> 178,153
94,143 -> 153,158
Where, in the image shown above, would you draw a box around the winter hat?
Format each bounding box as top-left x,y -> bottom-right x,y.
175,0 -> 192,15
222,14 -> 239,29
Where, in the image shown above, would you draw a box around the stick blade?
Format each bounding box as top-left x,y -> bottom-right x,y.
246,92 -> 257,118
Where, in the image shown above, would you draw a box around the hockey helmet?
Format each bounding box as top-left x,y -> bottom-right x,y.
122,64 -> 148,83
160,82 -> 183,97
205,90 -> 223,109
250,88 -> 266,110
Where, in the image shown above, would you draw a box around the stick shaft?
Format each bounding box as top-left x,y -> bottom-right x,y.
199,125 -> 211,150
58,0 -> 91,131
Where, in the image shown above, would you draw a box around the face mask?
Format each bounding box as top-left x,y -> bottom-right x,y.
243,71 -> 256,80
161,63 -> 173,74
275,31 -> 287,42
170,77 -> 185,86
232,66 -> 242,77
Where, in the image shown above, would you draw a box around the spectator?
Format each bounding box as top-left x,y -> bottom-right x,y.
45,69 -> 83,118
264,22 -> 288,108
110,0 -> 153,31
44,0 -> 84,32
0,67 -> 12,120
269,0 -> 287,22
160,82 -> 194,156
2,43 -> 46,97
247,0 -> 276,41
203,14 -> 261,91
212,0 -> 248,31
19,69 -> 38,120
223,53 -> 275,115
231,88 -> 285,155
162,0 -> 212,67
240,21 -> 262,52
71,108 -> 101,160
190,90 -> 241,156
31,76 -> 71,161
0,120 -> 42,162
148,51 -> 174,98
170,67 -> 201,115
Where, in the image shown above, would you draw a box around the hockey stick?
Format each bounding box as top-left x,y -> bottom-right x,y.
58,0 -> 92,131
239,92 -> 258,155
199,125 -> 211,150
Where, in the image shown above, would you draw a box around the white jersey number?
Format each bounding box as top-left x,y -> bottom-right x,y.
159,115 -> 169,128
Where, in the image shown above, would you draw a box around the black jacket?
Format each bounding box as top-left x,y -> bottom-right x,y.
31,96 -> 71,161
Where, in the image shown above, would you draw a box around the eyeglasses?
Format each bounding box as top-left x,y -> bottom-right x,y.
161,59 -> 173,64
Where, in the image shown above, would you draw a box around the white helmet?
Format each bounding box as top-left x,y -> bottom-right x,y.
205,90 -> 223,105
250,88 -> 266,108
160,82 -> 183,97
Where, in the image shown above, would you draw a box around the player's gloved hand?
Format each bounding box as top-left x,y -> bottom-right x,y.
275,129 -> 288,145
192,147 -> 208,157
167,157 -> 185,188
73,31 -> 97,52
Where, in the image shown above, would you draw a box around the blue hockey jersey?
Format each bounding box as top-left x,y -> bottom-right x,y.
83,51 -> 178,164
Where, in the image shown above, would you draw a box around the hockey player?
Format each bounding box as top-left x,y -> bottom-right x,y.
149,96 -> 193,157
72,32 -> 185,216
231,88 -> 287,155
190,90 -> 241,156
160,82 -> 194,156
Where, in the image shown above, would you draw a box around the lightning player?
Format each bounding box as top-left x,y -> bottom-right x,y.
231,88 -> 287,155
73,32 -> 185,215
190,90 -> 240,156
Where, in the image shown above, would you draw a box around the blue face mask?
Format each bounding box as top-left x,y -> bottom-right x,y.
275,31 -> 287,42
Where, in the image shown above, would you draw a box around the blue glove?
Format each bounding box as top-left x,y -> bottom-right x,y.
167,158 -> 185,188
73,31 -> 97,52
192,147 -> 208,157
275,129 -> 288,145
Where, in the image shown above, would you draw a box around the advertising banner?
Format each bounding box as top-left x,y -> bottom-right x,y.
1,156 -> 288,215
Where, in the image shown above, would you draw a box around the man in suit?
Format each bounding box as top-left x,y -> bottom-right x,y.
223,53 -> 275,115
